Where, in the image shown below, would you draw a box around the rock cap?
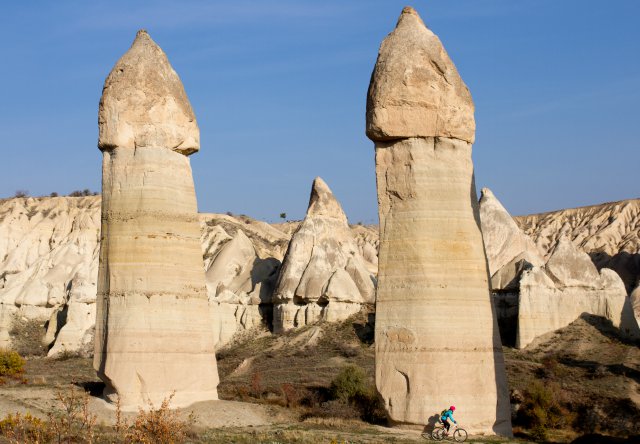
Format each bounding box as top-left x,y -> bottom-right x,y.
98,30 -> 200,154
366,6 -> 475,143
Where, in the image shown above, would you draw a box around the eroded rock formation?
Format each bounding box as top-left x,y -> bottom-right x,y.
94,30 -> 218,409
272,177 -> 375,333
515,199 -> 640,293
479,190 -> 639,347
479,188 -> 544,291
366,7 -> 511,434
517,237 -> 633,348
632,283 -> 640,330
0,196 -> 100,351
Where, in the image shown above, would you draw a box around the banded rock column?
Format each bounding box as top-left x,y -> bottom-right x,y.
366,8 -> 511,434
94,30 -> 218,409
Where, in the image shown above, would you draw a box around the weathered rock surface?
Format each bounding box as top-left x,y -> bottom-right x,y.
367,7 -> 511,435
366,7 -> 475,143
205,229 -> 279,347
517,237 -> 634,348
272,177 -> 375,333
94,30 -> 218,410
515,198 -> 640,293
479,188 -> 544,291
0,196 -> 100,352
632,283 -> 640,330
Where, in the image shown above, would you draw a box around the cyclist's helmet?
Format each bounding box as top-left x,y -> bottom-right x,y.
450,406 -> 456,411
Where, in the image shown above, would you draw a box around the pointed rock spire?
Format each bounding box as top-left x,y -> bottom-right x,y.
98,30 -> 199,154
479,187 -> 544,277
366,7 -> 475,143
272,177 -> 375,333
307,177 -> 348,222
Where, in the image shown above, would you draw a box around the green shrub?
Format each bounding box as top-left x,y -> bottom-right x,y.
329,365 -> 387,424
0,349 -> 25,377
516,380 -> 570,440
330,365 -> 368,402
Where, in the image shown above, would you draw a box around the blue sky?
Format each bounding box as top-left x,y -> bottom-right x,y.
0,1 -> 638,223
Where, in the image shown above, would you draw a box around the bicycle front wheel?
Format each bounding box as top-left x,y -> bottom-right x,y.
453,428 -> 468,442
431,427 -> 445,441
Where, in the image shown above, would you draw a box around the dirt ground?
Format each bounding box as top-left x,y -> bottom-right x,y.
0,311 -> 638,443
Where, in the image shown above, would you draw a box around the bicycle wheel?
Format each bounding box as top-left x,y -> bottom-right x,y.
431,426 -> 445,441
421,431 -> 432,440
453,428 -> 468,442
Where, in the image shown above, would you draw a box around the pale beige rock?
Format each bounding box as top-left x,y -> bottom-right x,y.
479,188 -> 544,289
368,7 -> 511,435
98,31 -> 199,154
94,30 -> 218,410
517,238 -> 631,348
48,302 -> 96,358
0,196 -> 100,350
516,198 -> 640,292
0,195 -> 373,353
366,7 -> 475,143
631,283 -> 640,330
272,177 -> 375,333
205,230 -> 279,348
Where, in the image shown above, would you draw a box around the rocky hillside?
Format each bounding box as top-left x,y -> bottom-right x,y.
515,199 -> 640,292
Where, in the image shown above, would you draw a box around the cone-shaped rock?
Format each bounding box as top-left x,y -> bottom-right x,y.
94,30 -> 218,409
272,177 -> 375,333
479,188 -> 544,290
367,8 -> 511,434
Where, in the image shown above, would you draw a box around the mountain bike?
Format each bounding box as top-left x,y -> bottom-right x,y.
424,423 -> 468,442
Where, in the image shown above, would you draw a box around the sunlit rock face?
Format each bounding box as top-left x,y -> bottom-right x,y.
0,196 -> 100,351
272,177 -> 375,333
367,7 -> 512,435
517,237 -> 638,348
272,177 -> 376,334
94,30 -> 218,410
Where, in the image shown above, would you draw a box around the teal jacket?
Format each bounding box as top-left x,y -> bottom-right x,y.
441,409 -> 456,424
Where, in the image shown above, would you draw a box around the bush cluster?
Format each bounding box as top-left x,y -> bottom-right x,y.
516,380 -> 573,441
0,349 -> 25,378
328,365 -> 386,424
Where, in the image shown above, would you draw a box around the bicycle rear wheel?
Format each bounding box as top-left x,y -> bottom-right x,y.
453,428 -> 468,442
431,426 -> 445,441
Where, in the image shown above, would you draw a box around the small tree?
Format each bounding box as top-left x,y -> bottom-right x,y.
279,212 -> 287,220
50,192 -> 58,197
14,190 -> 28,198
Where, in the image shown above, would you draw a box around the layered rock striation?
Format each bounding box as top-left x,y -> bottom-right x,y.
94,30 -> 218,409
272,177 -> 375,333
366,7 -> 511,434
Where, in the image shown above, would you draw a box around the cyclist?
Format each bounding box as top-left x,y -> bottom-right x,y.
440,405 -> 457,435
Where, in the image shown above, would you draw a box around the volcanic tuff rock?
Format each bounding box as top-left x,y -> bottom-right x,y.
517,237 -> 634,348
515,198 -> 640,293
205,229 -> 279,347
0,194 -> 379,354
479,188 -> 544,291
95,30 -> 218,410
629,283 -> 640,331
367,7 -> 511,435
272,177 -> 375,333
0,196 -> 100,352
